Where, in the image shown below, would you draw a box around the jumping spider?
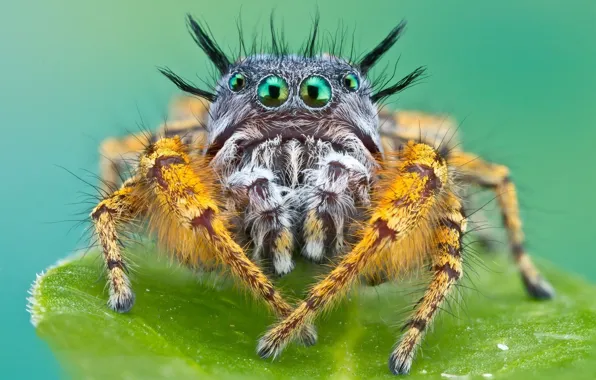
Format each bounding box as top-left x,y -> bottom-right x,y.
92,15 -> 554,375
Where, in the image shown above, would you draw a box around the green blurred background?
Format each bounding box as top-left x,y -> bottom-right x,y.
1,0 -> 595,378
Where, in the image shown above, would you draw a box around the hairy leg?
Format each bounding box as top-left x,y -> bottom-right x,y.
379,109 -> 496,248
136,136 -> 316,344
225,166 -> 297,276
448,151 -> 554,299
257,142 -> 449,358
379,110 -> 553,299
302,152 -> 371,261
98,95 -> 210,190
91,178 -> 144,312
389,192 -> 466,374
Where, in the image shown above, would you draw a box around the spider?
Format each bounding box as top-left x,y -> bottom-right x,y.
91,15 -> 555,375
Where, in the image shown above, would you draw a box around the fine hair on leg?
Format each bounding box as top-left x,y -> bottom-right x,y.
389,191 -> 466,374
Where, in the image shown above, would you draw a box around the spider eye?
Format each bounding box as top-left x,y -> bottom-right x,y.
343,72 -> 360,92
228,72 -> 246,92
299,76 -> 332,108
257,75 -> 289,108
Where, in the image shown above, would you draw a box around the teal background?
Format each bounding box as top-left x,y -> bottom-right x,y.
1,0 -> 595,378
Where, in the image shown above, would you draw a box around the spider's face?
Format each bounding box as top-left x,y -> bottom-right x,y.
160,16 -> 425,161
207,55 -> 381,155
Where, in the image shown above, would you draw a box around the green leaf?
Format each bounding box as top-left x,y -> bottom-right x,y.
29,247 -> 596,379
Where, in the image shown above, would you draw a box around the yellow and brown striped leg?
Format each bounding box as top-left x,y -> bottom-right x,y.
257,141 -> 449,359
91,178 -> 144,312
389,192 -> 466,375
448,151 -> 554,299
137,136 -> 316,345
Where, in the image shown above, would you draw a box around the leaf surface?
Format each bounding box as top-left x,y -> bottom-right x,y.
29,248 -> 596,379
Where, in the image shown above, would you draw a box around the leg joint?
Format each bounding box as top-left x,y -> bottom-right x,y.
190,207 -> 216,236
433,263 -> 462,280
403,163 -> 443,194
147,155 -> 186,189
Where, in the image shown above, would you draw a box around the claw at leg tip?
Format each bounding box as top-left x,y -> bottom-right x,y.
298,325 -> 318,347
388,352 -> 412,376
523,275 -> 555,300
108,290 -> 135,313
256,336 -> 279,360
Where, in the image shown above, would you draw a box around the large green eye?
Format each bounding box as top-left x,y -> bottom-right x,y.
257,75 -> 289,108
228,72 -> 246,92
300,76 -> 332,108
343,72 -> 360,92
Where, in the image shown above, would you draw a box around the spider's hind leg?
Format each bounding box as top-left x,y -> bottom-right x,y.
379,108 -> 554,300
449,151 -> 555,299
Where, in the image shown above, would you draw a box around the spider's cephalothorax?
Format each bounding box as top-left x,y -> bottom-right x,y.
202,54 -> 384,274
93,15 -> 554,375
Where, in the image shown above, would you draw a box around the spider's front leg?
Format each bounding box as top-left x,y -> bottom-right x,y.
389,192 -> 466,374
91,136 -> 316,345
257,141 -> 448,360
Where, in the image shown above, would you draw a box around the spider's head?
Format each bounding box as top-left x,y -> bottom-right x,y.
160,15 -> 425,156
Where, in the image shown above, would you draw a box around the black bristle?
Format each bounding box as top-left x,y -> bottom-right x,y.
236,18 -> 247,60
187,15 -> 230,74
303,12 -> 320,58
358,21 -> 406,74
370,66 -> 426,103
158,67 -> 217,102
270,13 -> 280,56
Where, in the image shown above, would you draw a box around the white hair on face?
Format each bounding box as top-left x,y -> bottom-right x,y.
301,151 -> 371,260
224,166 -> 297,275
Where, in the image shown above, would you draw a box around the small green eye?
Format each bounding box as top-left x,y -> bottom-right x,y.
343,72 -> 360,92
257,75 -> 289,108
300,76 -> 332,108
228,72 -> 246,92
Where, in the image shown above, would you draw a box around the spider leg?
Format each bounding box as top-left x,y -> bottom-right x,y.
225,166 -> 297,276
302,152 -> 371,261
257,141 -> 448,359
98,95 -> 210,190
389,192 -> 466,375
136,136 -> 317,345
91,178 -> 145,312
379,109 -> 493,246
448,151 -> 555,299
379,109 -> 553,299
